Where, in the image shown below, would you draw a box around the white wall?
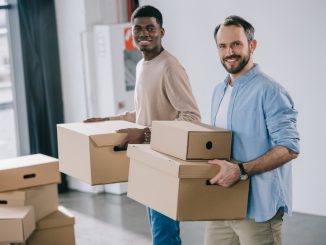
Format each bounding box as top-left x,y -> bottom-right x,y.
140,0 -> 326,216
55,0 -> 129,122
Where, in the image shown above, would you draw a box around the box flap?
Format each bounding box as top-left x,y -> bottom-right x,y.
127,145 -> 219,179
57,120 -> 144,136
89,133 -> 127,147
58,121 -> 145,146
36,206 -> 75,230
0,154 -> 58,171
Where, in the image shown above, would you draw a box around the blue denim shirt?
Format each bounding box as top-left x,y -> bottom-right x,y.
211,64 -> 300,222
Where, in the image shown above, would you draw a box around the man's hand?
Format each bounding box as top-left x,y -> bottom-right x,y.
208,159 -> 241,187
83,117 -> 109,123
115,128 -> 146,151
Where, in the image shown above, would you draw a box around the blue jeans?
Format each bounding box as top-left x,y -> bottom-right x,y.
147,207 -> 181,245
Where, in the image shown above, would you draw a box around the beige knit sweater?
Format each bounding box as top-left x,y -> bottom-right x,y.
111,50 -> 201,126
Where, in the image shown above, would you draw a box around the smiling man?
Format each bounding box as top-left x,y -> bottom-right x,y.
85,5 -> 200,245
205,16 -> 300,245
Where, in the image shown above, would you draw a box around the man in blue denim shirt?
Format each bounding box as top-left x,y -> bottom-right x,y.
205,16 -> 300,245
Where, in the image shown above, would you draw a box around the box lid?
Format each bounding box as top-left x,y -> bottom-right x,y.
36,206 -> 75,230
153,121 -> 228,132
0,206 -> 35,242
151,121 -> 232,160
0,190 -> 26,204
0,154 -> 58,171
127,144 -> 219,179
0,206 -> 33,220
0,184 -> 54,203
57,121 -> 144,146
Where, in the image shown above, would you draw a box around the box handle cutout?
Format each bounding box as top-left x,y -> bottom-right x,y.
23,173 -> 36,179
206,180 -> 216,185
0,200 -> 8,205
206,141 -> 213,150
113,145 -> 127,152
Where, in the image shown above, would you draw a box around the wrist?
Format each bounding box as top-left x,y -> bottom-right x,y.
238,162 -> 249,181
143,127 -> 151,143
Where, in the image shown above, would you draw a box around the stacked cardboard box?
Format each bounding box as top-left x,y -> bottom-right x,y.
57,120 -> 144,185
127,121 -> 250,221
21,206 -> 75,245
0,154 -> 75,244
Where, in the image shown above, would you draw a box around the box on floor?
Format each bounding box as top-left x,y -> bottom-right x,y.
23,206 -> 75,245
151,121 -> 232,160
0,206 -> 35,243
57,120 -> 144,185
0,184 -> 59,221
0,154 -> 61,192
127,144 -> 249,221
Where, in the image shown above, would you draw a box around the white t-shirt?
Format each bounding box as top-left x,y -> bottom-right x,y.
215,84 -> 233,128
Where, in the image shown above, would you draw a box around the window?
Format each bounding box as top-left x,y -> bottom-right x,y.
0,2 -> 17,159
0,0 -> 30,158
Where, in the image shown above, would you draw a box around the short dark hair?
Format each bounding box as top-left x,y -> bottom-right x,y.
131,5 -> 163,27
214,15 -> 255,42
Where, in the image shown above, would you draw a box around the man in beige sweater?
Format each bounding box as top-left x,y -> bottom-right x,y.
85,5 -> 200,244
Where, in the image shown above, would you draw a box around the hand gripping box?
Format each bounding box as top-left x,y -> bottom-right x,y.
0,206 -> 35,243
24,206 -> 75,245
150,121 -> 232,160
0,184 -> 59,221
127,144 -> 249,221
0,154 -> 61,192
57,121 -> 144,185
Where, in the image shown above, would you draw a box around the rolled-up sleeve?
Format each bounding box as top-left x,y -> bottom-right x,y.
264,85 -> 300,153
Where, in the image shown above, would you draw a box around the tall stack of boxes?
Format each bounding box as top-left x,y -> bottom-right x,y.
127,121 -> 250,221
0,154 -> 75,244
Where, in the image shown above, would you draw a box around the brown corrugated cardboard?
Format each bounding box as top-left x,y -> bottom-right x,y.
25,206 -> 75,245
0,184 -> 59,221
150,121 -> 232,160
127,144 -> 249,221
0,154 -> 61,192
57,121 -> 144,185
0,206 -> 35,242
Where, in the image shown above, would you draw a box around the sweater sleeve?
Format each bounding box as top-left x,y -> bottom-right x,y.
163,64 -> 201,122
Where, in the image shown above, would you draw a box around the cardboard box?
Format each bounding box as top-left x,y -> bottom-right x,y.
0,184 -> 59,221
57,121 -> 144,185
0,154 -> 61,192
0,206 -> 35,242
150,121 -> 232,160
25,206 -> 75,245
127,144 -> 249,221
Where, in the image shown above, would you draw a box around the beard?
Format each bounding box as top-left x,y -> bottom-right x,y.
221,50 -> 251,74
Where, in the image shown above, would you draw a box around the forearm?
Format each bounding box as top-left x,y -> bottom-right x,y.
110,111 -> 136,123
243,145 -> 299,175
175,111 -> 201,122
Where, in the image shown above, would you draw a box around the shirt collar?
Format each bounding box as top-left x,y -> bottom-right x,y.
223,64 -> 261,87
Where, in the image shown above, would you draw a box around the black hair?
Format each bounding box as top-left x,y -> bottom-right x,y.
213,15 -> 255,41
131,5 -> 163,27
